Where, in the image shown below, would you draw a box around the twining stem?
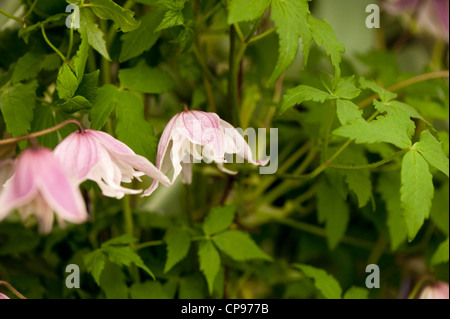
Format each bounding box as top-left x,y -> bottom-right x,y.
248,28 -> 275,44
228,26 -> 241,126
136,236 -> 206,250
0,8 -> 23,23
23,0 -> 39,19
0,119 -> 84,146
0,281 -> 27,299
41,25 -> 75,72
123,195 -> 134,237
358,70 -> 449,109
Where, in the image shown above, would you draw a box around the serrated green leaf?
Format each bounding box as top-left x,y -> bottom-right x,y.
73,28 -> 89,83
102,234 -> 138,247
359,77 -> 397,103
102,245 -> 155,279
115,90 -> 158,160
317,179 -> 350,249
416,130 -> 449,177
75,70 -> 99,102
280,85 -> 331,113
41,54 -> 61,71
228,0 -> 271,24
156,8 -> 184,32
431,237 -> 449,265
333,76 -> 361,100
293,264 -> 342,299
308,16 -> 345,79
89,84 -> 119,130
269,0 -> 311,84
11,52 -> 44,84
83,249 -> 106,285
401,150 -> 434,241
164,228 -> 191,273
120,10 -> 165,62
343,286 -> 369,299
59,95 -> 92,113
0,80 -> 37,138
202,205 -> 236,236
80,8 -> 111,61
336,99 -> 363,125
31,104 -> 60,149
377,171 -> 408,251
99,262 -> 129,299
89,0 -> 140,32
198,240 -> 221,294
56,63 -> 78,100
118,60 -> 175,94
212,230 -> 272,261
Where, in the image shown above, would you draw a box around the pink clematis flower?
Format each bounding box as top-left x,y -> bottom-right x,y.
0,148 -> 88,234
0,293 -> 9,299
143,110 -> 268,196
384,0 -> 449,42
419,281 -> 450,299
53,129 -> 171,199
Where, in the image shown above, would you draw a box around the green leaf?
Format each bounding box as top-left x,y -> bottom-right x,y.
99,262 -> 129,299
202,205 -> 236,236
293,264 -> 342,299
336,99 -> 362,125
115,90 -> 158,160
31,104 -> 60,149
156,8 -> 185,32
377,171 -> 408,251
41,54 -> 61,71
18,14 -> 67,44
83,249 -> 106,285
89,0 -> 140,32
102,245 -> 155,279
212,230 -> 272,261
80,8 -> 111,61
73,28 -> 90,83
102,234 -> 138,246
415,130 -> 449,177
11,52 -> 44,84
269,0 -> 311,84
228,0 -> 271,24
333,76 -> 361,100
401,150 -> 434,241
89,84 -> 119,130
56,63 -> 78,100
164,228 -> 191,273
359,77 -> 397,103
0,80 -> 38,138
118,60 -> 175,94
308,16 -> 345,79
317,179 -> 350,249
343,286 -> 369,299
120,10 -> 165,62
75,70 -> 100,102
280,85 -> 331,113
198,240 -> 221,294
430,182 -> 449,236
431,237 -> 449,265
59,95 -> 92,113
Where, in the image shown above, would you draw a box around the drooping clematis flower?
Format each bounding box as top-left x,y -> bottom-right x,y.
419,281 -> 450,299
143,110 -> 269,196
384,0 -> 449,42
0,148 -> 88,234
53,129 -> 171,199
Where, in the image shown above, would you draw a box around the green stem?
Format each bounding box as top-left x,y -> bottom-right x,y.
0,8 -> 23,23
136,236 -> 205,250
67,21 -> 75,60
329,149 -> 408,170
228,26 -> 240,125
123,195 -> 134,237
24,0 -> 39,19
41,25 -> 75,72
322,100 -> 336,163
198,2 -> 223,25
248,28 -> 275,45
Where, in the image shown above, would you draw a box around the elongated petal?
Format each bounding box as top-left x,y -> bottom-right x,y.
53,131 -> 99,181
220,120 -> 269,166
0,150 -> 38,221
177,111 -> 224,161
34,149 -> 88,224
156,113 -> 180,168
